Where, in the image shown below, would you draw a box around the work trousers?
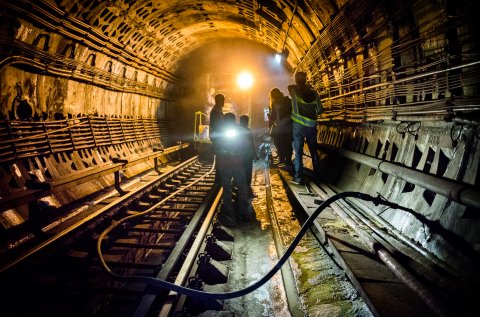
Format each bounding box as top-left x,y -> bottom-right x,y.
275,122 -> 293,165
292,121 -> 321,180
216,155 -> 248,220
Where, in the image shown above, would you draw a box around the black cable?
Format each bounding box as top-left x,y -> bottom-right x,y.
97,191 -> 405,300
396,121 -> 421,137
396,121 -> 409,135
407,121 -> 421,136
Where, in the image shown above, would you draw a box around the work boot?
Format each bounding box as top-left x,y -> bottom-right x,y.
290,177 -> 303,185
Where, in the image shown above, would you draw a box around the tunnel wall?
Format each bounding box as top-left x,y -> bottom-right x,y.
0,9 -> 186,232
0,12 -> 183,121
0,116 -> 176,231
317,121 -> 479,277
293,0 -> 480,277
295,0 -> 479,120
1,66 -> 174,119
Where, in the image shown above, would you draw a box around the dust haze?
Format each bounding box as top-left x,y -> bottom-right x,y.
171,38 -> 292,143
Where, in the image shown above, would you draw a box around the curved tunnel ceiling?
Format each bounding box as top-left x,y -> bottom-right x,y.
54,0 -> 328,73
1,0 -> 478,122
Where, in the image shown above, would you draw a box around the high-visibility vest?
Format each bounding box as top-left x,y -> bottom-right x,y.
291,91 -> 321,127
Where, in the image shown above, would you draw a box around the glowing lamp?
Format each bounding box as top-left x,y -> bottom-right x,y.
225,129 -> 237,138
237,71 -> 254,89
275,53 -> 282,64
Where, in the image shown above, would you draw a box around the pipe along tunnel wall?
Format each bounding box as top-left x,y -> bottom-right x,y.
317,121 -> 480,280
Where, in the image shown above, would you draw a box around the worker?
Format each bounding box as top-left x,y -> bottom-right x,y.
288,71 -> 322,184
267,105 -> 279,165
209,93 -> 224,183
216,112 -> 249,226
239,115 -> 258,198
268,88 -> 293,170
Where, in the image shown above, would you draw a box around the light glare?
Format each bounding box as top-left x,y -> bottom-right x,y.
275,53 -> 282,64
237,71 -> 254,89
225,129 -> 237,138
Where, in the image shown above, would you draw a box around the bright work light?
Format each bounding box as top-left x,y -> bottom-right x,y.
275,53 -> 282,64
237,71 -> 254,90
225,129 -> 237,138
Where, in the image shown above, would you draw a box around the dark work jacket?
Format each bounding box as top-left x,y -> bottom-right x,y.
271,96 -> 292,127
240,126 -> 256,161
216,122 -> 248,155
209,105 -> 223,144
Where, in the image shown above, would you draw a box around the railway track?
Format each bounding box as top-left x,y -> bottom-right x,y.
3,151 -> 474,317
0,156 -> 233,316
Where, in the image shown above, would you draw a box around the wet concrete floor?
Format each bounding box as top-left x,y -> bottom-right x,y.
199,161 -> 372,317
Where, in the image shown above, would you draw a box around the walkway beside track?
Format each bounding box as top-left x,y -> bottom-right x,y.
266,165 -> 372,317
278,168 -> 439,317
205,158 -> 372,317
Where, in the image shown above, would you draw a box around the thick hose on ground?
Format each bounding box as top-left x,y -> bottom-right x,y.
97,184 -> 402,300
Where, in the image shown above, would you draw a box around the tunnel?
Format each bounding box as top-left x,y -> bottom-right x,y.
0,0 -> 479,316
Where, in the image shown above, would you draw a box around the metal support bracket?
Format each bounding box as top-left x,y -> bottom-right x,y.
154,157 -> 161,174
112,157 -> 128,195
114,170 -> 127,195
153,147 -> 164,175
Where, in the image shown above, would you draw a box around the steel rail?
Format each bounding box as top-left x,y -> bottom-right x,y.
97,158 -> 217,276
263,160 -> 303,317
153,189 -> 223,317
94,191 -> 435,312
0,156 -> 198,274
